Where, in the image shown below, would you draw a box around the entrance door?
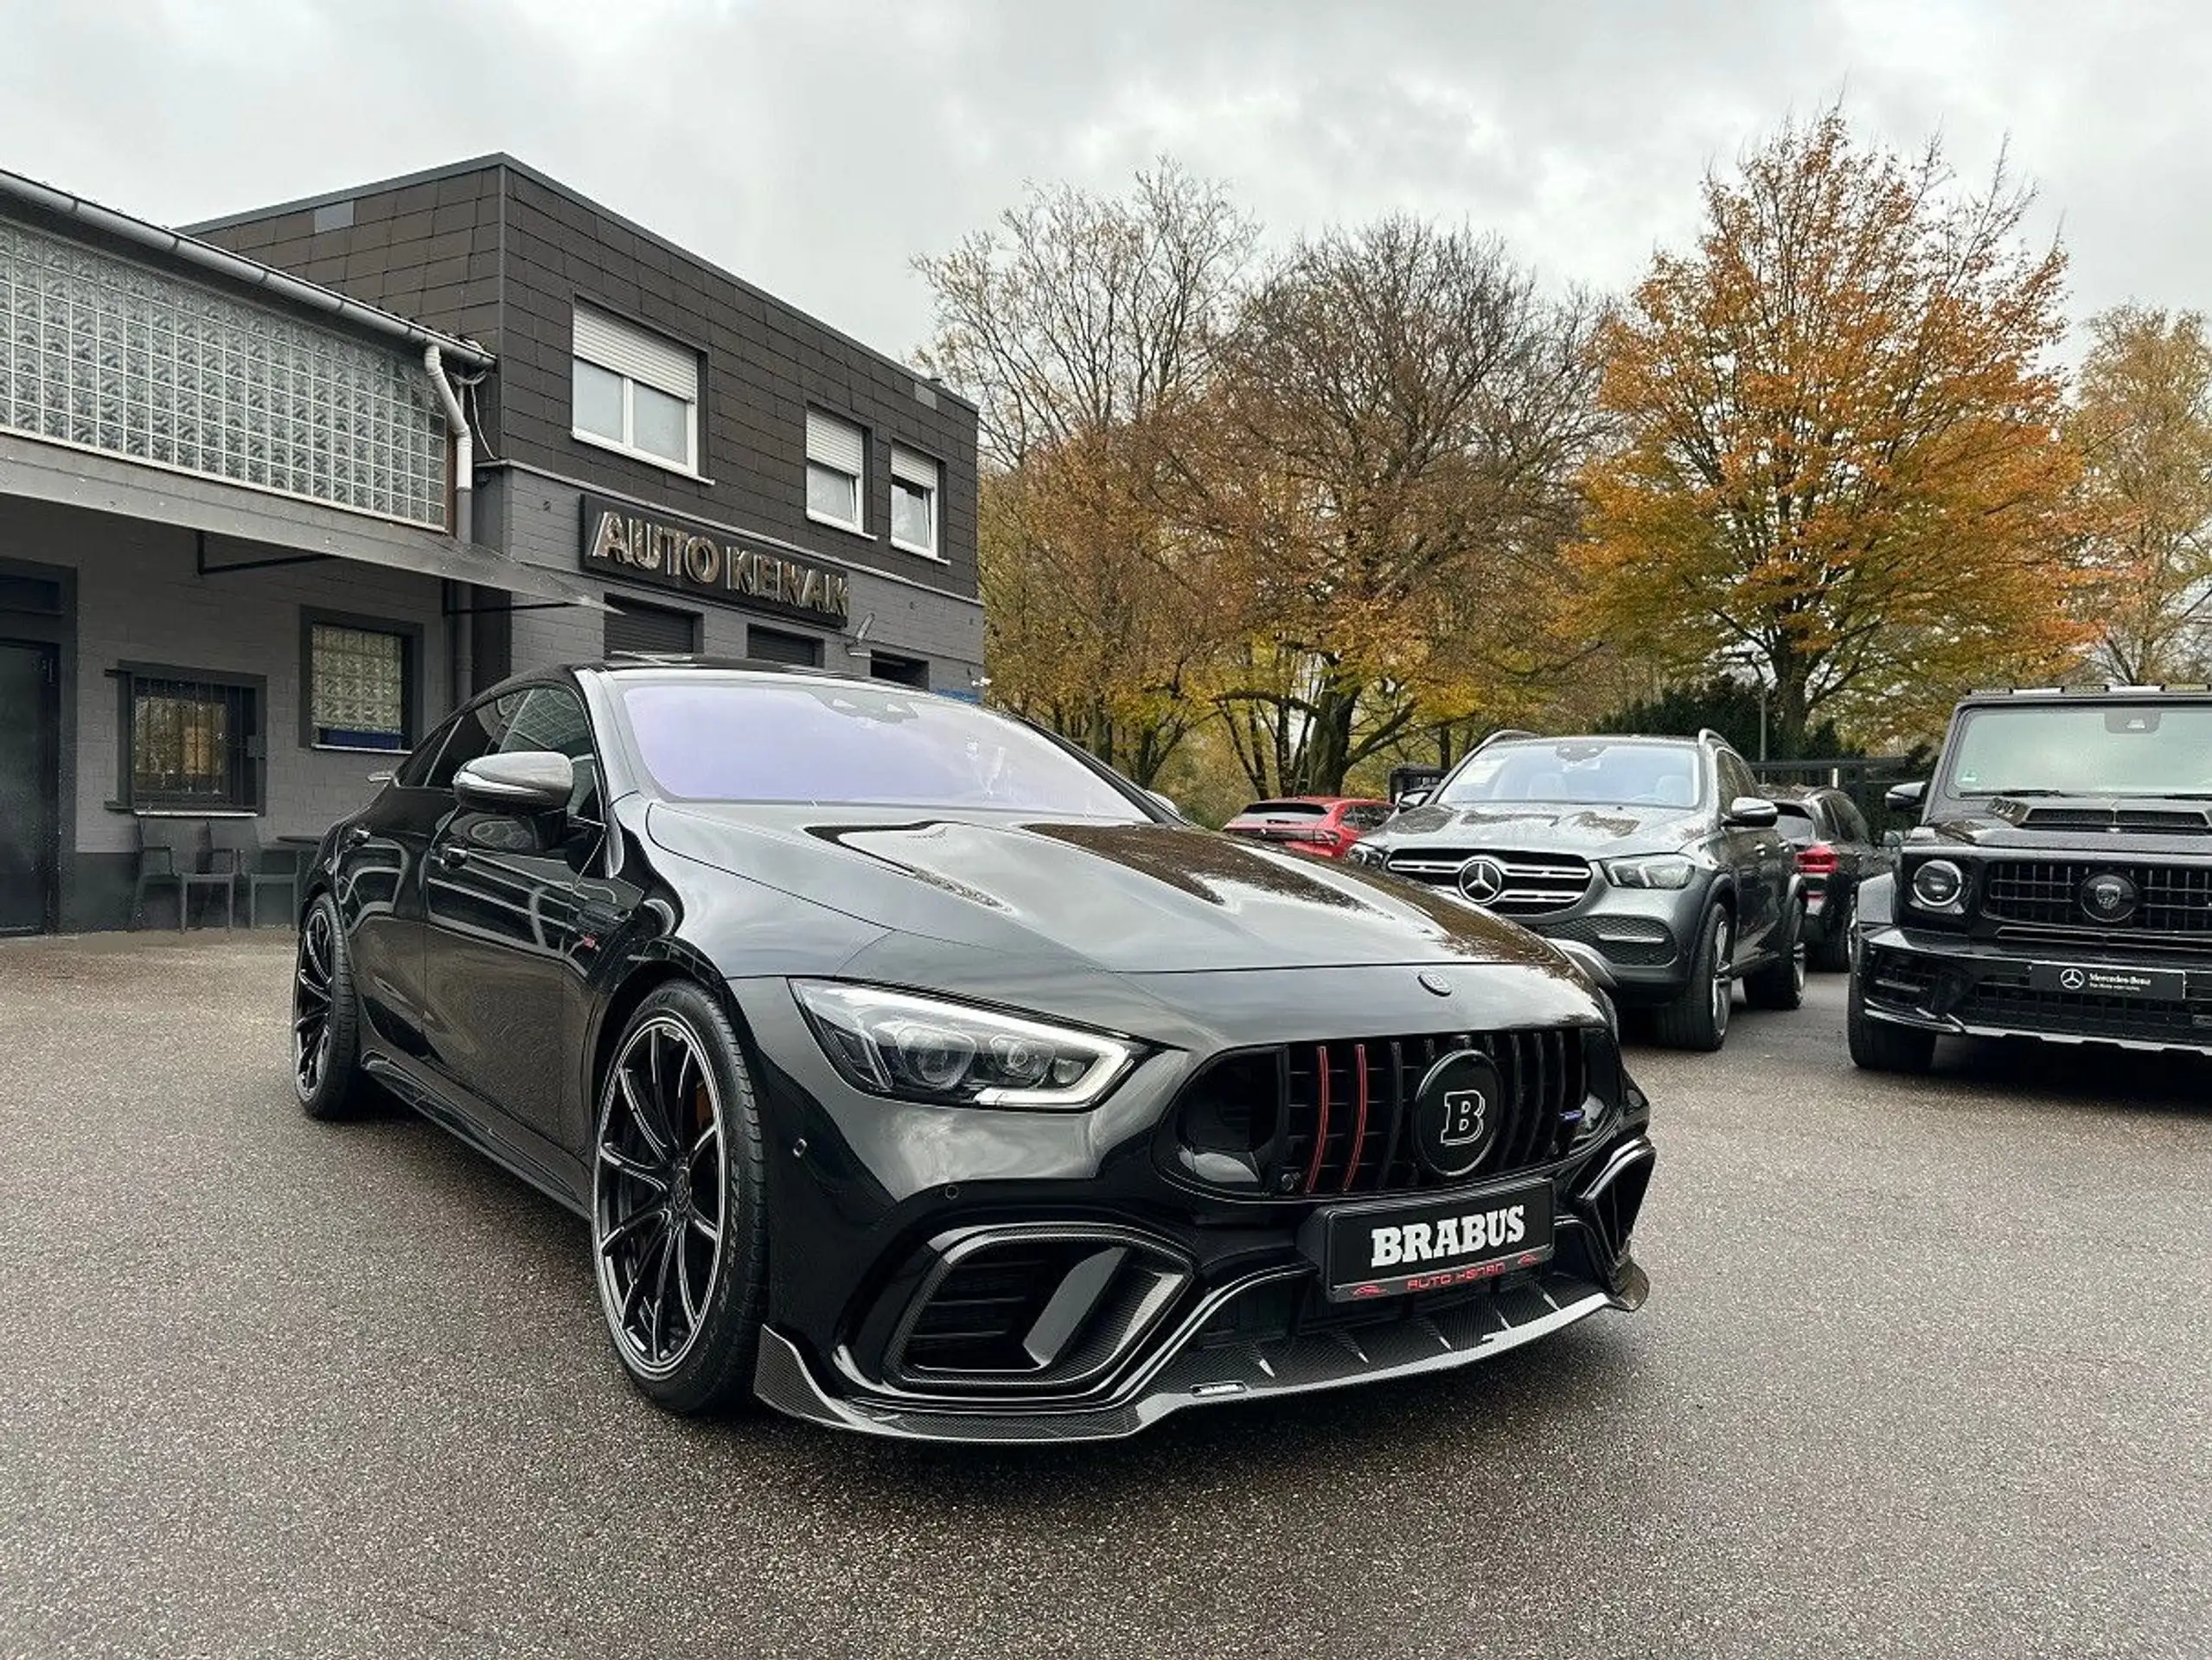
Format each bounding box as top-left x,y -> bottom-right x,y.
0,641 -> 59,935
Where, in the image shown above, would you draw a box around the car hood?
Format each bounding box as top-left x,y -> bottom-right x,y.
1376,801 -> 1703,854
644,802 -> 1569,974
1916,798 -> 2212,857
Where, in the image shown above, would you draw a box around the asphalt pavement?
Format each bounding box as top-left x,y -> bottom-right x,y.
2,932 -> 2208,1659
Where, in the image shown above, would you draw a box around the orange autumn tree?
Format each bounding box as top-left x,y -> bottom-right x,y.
1577,109 -> 2087,750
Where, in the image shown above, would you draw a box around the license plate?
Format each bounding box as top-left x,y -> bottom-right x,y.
2029,961 -> 2190,1001
1307,1182 -> 1553,1302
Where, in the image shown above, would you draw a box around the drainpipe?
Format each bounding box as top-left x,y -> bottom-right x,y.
424,346 -> 475,710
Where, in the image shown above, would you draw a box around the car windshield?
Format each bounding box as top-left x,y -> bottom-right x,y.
617,678 -> 1148,817
1942,704 -> 2212,799
1436,740 -> 1704,808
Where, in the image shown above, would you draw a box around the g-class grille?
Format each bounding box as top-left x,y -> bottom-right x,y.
1383,849 -> 1593,915
1981,860 -> 2212,933
1172,1029 -> 1601,1199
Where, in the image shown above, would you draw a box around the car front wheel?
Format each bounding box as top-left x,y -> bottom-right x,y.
1651,907 -> 1732,1051
591,981 -> 768,1416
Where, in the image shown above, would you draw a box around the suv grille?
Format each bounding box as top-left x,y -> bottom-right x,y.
1982,860 -> 2212,933
1384,849 -> 1594,915
1171,1029 -> 1600,1199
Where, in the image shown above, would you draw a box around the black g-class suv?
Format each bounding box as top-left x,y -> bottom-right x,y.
1851,686 -> 2212,1071
1352,730 -> 1806,1051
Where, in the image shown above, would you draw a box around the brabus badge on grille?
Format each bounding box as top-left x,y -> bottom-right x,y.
2080,872 -> 2137,923
1418,970 -> 1454,997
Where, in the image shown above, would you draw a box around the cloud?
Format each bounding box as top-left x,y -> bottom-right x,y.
1,0 -> 2204,363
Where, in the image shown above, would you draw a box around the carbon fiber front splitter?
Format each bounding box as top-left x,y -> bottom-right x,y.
751,1255 -> 1648,1444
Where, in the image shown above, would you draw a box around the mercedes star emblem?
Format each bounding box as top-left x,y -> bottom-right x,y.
1417,970 -> 1454,997
1458,856 -> 1507,905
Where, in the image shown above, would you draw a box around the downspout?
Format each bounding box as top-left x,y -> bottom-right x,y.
425,346 -> 475,709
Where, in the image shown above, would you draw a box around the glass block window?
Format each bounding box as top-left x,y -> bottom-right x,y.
307,622 -> 412,750
121,670 -> 260,810
0,217 -> 451,527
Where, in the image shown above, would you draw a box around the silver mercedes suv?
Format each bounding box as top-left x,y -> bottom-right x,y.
1352,731 -> 1806,1050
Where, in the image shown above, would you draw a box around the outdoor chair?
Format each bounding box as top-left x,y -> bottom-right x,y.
131,819 -> 233,930
209,818 -> 304,929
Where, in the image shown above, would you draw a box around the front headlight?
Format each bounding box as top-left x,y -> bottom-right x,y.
1908,858 -> 1966,914
790,980 -> 1138,1110
1602,853 -> 1697,890
1348,840 -> 1389,868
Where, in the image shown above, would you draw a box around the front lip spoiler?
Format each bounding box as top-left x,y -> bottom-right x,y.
752,1256 -> 1646,1445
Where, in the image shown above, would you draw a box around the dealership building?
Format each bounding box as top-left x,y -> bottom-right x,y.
0,156 -> 981,935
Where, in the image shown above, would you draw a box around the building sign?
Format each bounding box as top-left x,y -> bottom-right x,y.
579,495 -> 850,626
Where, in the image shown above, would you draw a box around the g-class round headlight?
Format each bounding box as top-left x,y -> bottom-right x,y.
1910,858 -> 1965,911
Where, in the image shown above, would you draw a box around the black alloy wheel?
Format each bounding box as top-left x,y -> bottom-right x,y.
1651,906 -> 1732,1051
591,983 -> 766,1414
292,892 -> 368,1120
1745,902 -> 1807,1011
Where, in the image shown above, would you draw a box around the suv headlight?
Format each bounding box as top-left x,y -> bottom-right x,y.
1348,840 -> 1389,868
1908,858 -> 1966,915
1602,854 -> 1697,890
791,981 -> 1138,1110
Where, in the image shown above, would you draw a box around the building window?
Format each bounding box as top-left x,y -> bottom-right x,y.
747,625 -> 823,667
806,411 -> 866,533
890,447 -> 941,558
0,218 -> 449,527
304,618 -> 415,751
572,303 -> 700,474
117,667 -> 261,811
604,597 -> 701,658
869,652 -> 930,689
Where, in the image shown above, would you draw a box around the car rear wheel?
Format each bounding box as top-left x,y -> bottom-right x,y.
1651,907 -> 1731,1051
591,982 -> 767,1416
292,893 -> 370,1120
1744,902 -> 1807,1011
1811,887 -> 1855,973
1847,974 -> 1938,1073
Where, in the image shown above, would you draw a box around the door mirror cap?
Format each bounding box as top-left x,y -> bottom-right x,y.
1144,788 -> 1183,820
1883,779 -> 1928,814
454,750 -> 574,816
1724,795 -> 1780,829
1397,788 -> 1430,808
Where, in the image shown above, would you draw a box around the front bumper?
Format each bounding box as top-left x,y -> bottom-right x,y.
1857,925 -> 2212,1052
1519,884 -> 1711,1004
731,973 -> 1654,1442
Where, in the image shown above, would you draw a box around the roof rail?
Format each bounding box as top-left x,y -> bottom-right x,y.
1696,727 -> 1730,747
1475,728 -> 1538,750
604,650 -> 699,665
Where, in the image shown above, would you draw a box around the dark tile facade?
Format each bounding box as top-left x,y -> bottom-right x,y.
190,156 -> 980,603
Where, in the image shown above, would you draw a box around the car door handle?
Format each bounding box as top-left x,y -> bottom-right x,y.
435,843 -> 470,871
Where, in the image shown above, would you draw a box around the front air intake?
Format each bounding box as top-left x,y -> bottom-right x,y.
888,1229 -> 1188,1393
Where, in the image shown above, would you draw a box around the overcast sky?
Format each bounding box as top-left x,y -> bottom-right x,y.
3,0 -> 2206,367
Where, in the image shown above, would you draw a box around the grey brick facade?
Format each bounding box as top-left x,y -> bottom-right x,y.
190,156 -> 982,691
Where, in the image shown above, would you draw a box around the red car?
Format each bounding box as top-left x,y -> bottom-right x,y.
1221,796 -> 1395,859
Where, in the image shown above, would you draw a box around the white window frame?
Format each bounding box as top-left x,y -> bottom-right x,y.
572,303 -> 701,477
889,445 -> 943,559
806,410 -> 868,535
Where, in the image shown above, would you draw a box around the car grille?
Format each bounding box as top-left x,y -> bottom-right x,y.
1171,1028 -> 1599,1199
1981,860 -> 2212,933
1383,849 -> 1593,915
1955,980 -> 2212,1044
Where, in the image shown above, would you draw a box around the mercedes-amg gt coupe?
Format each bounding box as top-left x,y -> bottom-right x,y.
291,661 -> 1655,1442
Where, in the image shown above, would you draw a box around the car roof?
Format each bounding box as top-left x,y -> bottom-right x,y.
1954,684 -> 2212,706
1489,732 -> 1704,748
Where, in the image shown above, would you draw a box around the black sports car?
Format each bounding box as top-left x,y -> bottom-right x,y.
292,661 -> 1655,1442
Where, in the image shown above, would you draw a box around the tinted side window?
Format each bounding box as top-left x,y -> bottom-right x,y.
425,695 -> 517,790
1715,750 -> 1758,804
1774,804 -> 1819,846
1342,806 -> 1391,831
393,715 -> 457,788
499,685 -> 600,819
1835,796 -> 1871,843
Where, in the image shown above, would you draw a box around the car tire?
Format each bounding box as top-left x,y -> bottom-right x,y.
1811,887 -> 1855,973
1744,901 -> 1807,1011
590,981 -> 769,1417
1847,974 -> 1938,1074
292,891 -> 372,1121
1651,906 -> 1732,1051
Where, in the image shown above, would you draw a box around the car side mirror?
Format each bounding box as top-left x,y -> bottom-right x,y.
454,751 -> 575,817
1145,788 -> 1183,819
1884,779 -> 1927,815
1724,795 -> 1779,828
1881,829 -> 1905,849
1397,788 -> 1430,808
